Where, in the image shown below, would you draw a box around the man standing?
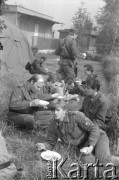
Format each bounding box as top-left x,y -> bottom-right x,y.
55,29 -> 79,83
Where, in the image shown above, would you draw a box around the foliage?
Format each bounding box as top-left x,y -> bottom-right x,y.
0,0 -> 7,34
102,55 -> 119,144
0,0 -> 7,15
96,0 -> 119,55
72,2 -> 93,50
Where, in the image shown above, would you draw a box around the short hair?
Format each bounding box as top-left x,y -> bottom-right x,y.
28,74 -> 44,83
89,79 -> 101,91
84,64 -> 93,73
54,99 -> 66,110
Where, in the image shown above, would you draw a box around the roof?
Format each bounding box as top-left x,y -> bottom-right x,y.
58,29 -> 98,36
58,29 -> 71,33
4,5 -> 63,24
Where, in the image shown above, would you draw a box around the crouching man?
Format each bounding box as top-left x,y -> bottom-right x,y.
0,131 -> 17,180
7,74 -> 60,130
37,100 -> 119,167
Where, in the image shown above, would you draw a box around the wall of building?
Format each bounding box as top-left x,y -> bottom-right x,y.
18,15 -> 53,46
32,36 -> 59,49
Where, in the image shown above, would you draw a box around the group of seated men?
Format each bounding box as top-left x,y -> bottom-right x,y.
2,56 -> 119,179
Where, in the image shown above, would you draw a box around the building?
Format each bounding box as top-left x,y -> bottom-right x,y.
58,29 -> 98,53
3,5 -> 62,49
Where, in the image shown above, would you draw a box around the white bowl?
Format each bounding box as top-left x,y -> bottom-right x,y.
41,150 -> 61,161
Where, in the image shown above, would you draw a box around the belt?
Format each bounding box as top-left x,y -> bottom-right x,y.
0,161 -> 12,170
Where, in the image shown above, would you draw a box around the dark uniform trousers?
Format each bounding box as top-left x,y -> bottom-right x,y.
60,59 -> 76,83
8,81 -> 55,130
8,110 -> 54,130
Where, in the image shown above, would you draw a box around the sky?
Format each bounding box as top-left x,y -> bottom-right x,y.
7,0 -> 105,37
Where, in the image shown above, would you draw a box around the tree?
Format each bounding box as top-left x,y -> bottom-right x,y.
0,0 -> 7,15
72,2 -> 93,51
0,0 -> 7,33
96,0 -> 119,55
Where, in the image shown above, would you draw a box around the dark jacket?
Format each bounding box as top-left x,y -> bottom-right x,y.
69,83 -> 87,97
44,111 -> 100,150
86,74 -> 98,88
80,92 -> 108,130
55,35 -> 78,66
9,81 -> 53,114
25,59 -> 48,75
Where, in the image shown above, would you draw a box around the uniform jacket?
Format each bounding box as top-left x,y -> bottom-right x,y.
81,92 -> 108,130
55,35 -> 78,66
29,59 -> 48,75
86,74 -> 98,88
44,111 -> 100,150
9,81 -> 53,114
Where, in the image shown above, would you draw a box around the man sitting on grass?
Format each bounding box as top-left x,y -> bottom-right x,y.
37,100 -> 119,169
25,56 -> 49,75
8,74 -> 61,131
80,78 -> 109,131
68,64 -> 98,97
83,64 -> 98,88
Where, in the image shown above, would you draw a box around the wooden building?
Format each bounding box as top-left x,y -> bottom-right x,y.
3,5 -> 61,49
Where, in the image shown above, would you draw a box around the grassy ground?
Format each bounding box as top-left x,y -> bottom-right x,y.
0,55 -> 112,179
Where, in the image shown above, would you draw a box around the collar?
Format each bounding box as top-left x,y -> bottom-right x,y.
56,111 -> 69,126
25,81 -> 37,93
91,92 -> 102,102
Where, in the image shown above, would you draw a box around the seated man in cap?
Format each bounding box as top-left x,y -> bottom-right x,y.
8,74 -> 61,131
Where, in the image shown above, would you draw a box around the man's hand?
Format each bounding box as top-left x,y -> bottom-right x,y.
80,146 -> 94,155
51,93 -> 61,99
30,99 -> 41,107
30,99 -> 49,107
36,143 -> 46,151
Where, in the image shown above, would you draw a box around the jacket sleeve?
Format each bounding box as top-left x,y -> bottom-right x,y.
94,102 -> 107,129
9,87 -> 30,113
69,84 -> 87,97
37,93 -> 53,101
44,121 -> 58,150
70,40 -> 78,58
76,111 -> 100,147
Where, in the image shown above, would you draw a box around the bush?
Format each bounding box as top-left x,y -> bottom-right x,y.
102,56 -> 119,83
85,51 -> 103,62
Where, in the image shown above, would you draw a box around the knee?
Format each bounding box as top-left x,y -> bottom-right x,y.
24,115 -> 36,130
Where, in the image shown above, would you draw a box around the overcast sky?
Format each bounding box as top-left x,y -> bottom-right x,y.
8,0 -> 105,37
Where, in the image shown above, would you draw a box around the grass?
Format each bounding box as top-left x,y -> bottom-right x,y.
0,55 -> 116,179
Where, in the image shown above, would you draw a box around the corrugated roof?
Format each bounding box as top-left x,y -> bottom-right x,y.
5,5 -> 63,24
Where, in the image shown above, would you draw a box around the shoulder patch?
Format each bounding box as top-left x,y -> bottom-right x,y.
84,116 -> 91,127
